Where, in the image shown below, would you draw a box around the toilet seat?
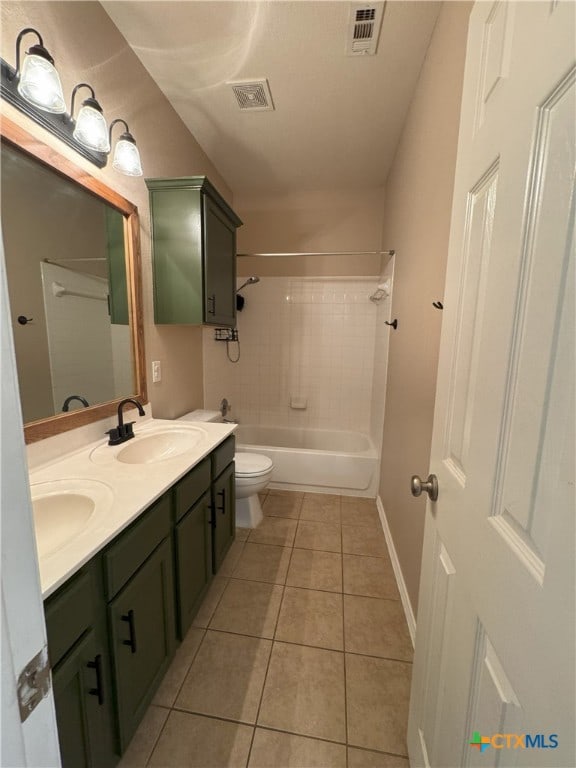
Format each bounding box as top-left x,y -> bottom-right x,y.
235,453 -> 273,477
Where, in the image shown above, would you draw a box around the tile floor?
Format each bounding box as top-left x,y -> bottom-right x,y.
119,491 -> 412,768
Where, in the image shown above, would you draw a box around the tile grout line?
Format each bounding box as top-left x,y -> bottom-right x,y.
244,491 -> 302,766
340,496 -> 349,768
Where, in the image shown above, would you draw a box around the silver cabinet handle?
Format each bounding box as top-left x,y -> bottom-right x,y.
411,474 -> 438,502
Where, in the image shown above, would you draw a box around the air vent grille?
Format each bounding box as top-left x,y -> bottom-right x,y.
228,79 -> 275,112
346,3 -> 385,56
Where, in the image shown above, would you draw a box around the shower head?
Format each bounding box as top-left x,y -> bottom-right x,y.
236,276 -> 260,293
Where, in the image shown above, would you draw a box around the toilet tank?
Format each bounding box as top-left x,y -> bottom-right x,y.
177,409 -> 222,423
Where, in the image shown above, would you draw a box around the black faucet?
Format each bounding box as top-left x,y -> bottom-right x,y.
62,395 -> 89,412
106,398 -> 146,446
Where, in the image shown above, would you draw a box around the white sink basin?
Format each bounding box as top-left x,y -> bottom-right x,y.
90,426 -> 207,466
31,479 -> 113,558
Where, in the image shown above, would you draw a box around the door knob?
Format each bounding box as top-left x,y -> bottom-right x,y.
411,474 -> 438,502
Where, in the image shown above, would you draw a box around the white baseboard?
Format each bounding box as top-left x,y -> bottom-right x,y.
377,495 -> 416,646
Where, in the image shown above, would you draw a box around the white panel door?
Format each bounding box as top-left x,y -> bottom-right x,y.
408,2 -> 575,767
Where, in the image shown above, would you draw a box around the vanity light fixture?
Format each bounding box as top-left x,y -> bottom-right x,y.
13,28 -> 66,114
70,83 -> 110,153
109,119 -> 143,177
1,28 -> 142,173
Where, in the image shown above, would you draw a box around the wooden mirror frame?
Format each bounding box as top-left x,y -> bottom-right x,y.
1,116 -> 147,443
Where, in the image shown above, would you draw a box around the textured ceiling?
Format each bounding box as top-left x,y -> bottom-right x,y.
102,1 -> 441,196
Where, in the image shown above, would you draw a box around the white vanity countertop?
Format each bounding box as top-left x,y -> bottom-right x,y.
29,418 -> 236,600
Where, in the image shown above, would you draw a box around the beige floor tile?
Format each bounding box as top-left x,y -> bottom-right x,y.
342,525 -> 388,558
343,554 -> 400,600
192,575 -> 229,629
218,539 -> 246,576
175,630 -> 271,723
263,493 -> 303,519
286,548 -> 343,593
341,504 -> 382,529
276,587 -> 344,650
258,642 -> 346,742
249,729 -> 347,767
118,705 -> 169,768
248,516 -> 298,545
233,543 -> 292,584
268,489 -> 304,499
344,595 -> 413,661
209,578 -> 283,638
153,627 -> 205,707
346,655 -> 411,755
341,496 -> 377,509
348,747 -> 410,767
258,490 -> 269,502
295,520 -> 342,553
148,710 -> 253,768
236,527 -> 250,542
300,494 -> 342,524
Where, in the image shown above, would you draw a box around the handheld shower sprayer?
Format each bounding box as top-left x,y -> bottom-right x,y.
236,276 -> 260,311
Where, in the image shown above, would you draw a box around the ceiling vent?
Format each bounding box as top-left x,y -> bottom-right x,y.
228,79 -> 275,112
346,2 -> 385,56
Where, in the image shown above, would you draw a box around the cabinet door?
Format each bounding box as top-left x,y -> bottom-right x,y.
212,462 -> 236,573
203,196 -> 237,327
105,207 -> 128,325
175,490 -> 212,638
52,629 -> 116,768
109,538 -> 175,751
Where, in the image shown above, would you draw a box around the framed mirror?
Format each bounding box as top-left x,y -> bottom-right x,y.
1,117 -> 147,443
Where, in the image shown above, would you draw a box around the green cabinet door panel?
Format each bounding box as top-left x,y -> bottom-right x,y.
109,538 -> 175,751
175,490 -> 212,638
203,195 -> 237,326
105,207 -> 129,325
52,629 -> 117,768
212,462 -> 236,573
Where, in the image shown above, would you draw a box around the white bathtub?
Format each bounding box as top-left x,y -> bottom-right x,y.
235,425 -> 378,496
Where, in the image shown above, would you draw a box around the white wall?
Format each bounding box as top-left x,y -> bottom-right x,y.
203,276 -> 383,435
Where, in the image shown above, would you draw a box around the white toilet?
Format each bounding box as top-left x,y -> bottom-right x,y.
177,410 -> 273,528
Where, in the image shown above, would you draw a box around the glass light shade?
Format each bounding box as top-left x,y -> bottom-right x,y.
73,105 -> 110,152
112,138 -> 143,177
17,53 -> 66,113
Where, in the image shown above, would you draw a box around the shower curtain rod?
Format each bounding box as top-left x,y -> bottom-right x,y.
237,249 -> 395,258
45,257 -> 106,262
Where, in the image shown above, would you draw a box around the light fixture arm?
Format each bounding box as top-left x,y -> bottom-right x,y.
70,83 -> 96,120
14,28 -> 51,76
109,118 -> 132,144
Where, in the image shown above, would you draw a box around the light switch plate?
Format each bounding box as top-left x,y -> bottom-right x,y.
152,360 -> 162,383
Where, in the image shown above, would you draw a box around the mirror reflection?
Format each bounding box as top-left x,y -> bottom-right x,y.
1,142 -> 135,424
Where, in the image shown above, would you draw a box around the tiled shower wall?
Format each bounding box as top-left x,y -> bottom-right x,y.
203,277 -> 391,435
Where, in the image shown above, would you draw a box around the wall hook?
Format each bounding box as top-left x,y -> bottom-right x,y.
17,315 -> 33,325
432,301 -> 444,310
385,319 -> 398,330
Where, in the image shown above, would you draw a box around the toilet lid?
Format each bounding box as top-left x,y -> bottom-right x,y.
235,453 -> 273,477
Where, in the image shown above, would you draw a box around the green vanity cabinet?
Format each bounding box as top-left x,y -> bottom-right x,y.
44,435 -> 236,764
175,490 -> 212,638
51,630 -> 114,768
212,462 -> 236,573
104,495 -> 175,752
210,436 -> 236,573
146,176 -> 242,327
45,563 -> 117,768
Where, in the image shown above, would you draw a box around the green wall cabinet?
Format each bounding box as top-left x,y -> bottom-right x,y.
105,207 -> 129,326
146,176 -> 242,327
